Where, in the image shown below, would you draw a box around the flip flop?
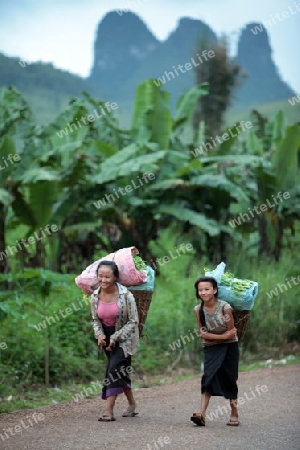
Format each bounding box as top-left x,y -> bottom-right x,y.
122,410 -> 139,417
227,419 -> 239,426
98,414 -> 116,422
190,413 -> 205,426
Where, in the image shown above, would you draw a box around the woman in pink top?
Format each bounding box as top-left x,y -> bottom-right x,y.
90,260 -> 139,422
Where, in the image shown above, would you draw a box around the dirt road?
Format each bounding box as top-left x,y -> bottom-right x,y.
0,365 -> 299,450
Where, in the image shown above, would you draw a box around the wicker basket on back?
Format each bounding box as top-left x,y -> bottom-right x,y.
128,290 -> 250,341
232,310 -> 251,343
128,289 -> 153,337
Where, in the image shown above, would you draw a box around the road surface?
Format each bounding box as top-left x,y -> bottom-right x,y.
0,365 -> 299,450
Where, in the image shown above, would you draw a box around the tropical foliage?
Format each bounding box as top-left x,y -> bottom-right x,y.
1,80 -> 299,274
0,79 -> 299,402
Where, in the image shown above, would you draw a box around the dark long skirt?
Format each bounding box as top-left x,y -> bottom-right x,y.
201,342 -> 239,399
101,324 -> 132,400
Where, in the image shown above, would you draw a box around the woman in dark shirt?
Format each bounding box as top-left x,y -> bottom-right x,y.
191,276 -> 239,427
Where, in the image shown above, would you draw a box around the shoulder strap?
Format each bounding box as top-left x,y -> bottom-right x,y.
125,291 -> 129,318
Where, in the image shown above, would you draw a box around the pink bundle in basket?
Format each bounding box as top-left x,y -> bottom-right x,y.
75,246 -> 147,294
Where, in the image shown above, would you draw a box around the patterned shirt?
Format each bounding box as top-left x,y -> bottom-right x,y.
90,282 -> 139,357
195,299 -> 238,346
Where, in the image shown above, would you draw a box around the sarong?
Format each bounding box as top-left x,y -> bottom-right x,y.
101,324 -> 132,400
201,342 -> 239,399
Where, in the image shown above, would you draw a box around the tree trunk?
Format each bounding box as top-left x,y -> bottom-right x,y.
0,206 -> 9,275
273,218 -> 285,261
45,327 -> 50,387
219,231 -> 228,262
257,216 -> 271,257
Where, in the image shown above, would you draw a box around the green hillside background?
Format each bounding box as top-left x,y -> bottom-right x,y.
0,11 -> 298,128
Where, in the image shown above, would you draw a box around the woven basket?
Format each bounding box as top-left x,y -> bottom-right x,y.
128,289 -> 153,337
232,310 -> 251,343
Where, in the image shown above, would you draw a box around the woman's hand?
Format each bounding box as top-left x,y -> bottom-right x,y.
200,329 -> 214,344
224,327 -> 237,340
199,327 -> 237,343
200,329 -> 210,340
97,334 -> 106,347
106,339 -> 115,351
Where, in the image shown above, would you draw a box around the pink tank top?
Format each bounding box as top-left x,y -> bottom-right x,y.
97,301 -> 119,326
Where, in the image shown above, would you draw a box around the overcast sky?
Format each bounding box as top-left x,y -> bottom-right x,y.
0,0 -> 299,92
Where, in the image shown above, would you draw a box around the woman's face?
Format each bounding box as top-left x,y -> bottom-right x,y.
97,266 -> 117,289
197,281 -> 217,301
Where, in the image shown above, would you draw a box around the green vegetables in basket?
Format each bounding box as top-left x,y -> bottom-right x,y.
221,273 -> 254,295
132,253 -> 147,271
204,266 -> 254,294
230,280 -> 254,294
220,271 -> 234,286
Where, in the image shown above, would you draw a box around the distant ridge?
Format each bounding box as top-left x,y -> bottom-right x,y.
0,11 -> 296,123
234,23 -> 294,109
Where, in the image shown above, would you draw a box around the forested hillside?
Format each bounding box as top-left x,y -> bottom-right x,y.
0,53 -> 99,123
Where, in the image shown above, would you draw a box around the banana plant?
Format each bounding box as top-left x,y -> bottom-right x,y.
89,79 -> 245,264
0,87 -> 32,274
238,111 -> 300,259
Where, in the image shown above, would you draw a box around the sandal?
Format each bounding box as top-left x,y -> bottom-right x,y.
122,409 -> 139,417
190,413 -> 205,426
227,419 -> 239,426
98,414 -> 116,422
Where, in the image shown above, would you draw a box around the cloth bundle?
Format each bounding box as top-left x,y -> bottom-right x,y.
127,266 -> 155,291
75,246 -> 148,294
205,262 -> 258,311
